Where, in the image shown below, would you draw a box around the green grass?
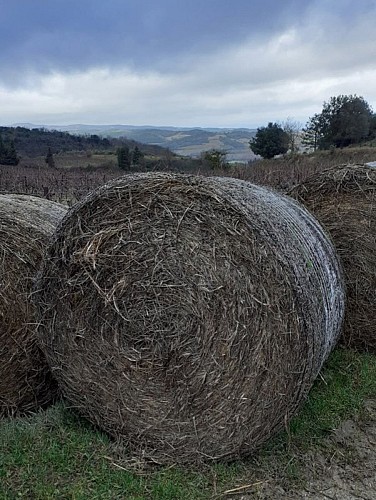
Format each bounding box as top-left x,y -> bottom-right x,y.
1,348 -> 375,499
0,407 -> 212,499
289,349 -> 376,440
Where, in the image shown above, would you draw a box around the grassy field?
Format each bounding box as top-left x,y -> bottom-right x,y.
1,348 -> 375,499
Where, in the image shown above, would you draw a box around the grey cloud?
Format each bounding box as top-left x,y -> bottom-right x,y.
1,0 -> 376,127
0,0 -> 311,83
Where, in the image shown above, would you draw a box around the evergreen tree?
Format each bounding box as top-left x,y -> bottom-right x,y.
45,147 -> 56,168
0,137 -> 19,165
117,146 -> 131,170
369,114 -> 376,140
249,122 -> 289,159
304,95 -> 373,149
131,146 -> 144,166
202,149 -> 228,169
0,135 -> 5,160
329,95 -> 372,147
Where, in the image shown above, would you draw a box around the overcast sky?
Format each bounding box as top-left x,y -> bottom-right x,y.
1,0 -> 376,128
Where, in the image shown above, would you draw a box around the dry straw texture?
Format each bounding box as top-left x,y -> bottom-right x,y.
289,164 -> 375,352
36,173 -> 344,464
0,194 -> 67,417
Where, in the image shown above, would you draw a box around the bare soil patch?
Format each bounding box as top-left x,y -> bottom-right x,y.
238,399 -> 376,499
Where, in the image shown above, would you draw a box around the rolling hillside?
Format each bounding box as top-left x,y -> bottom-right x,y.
14,124 -> 257,161
2,126 -> 169,158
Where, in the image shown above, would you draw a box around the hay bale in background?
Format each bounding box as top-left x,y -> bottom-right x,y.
289,164 -> 375,352
0,194 -> 67,417
36,173 -> 344,463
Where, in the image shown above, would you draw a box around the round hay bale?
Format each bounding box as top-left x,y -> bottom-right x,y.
289,164 -> 375,352
35,173 -> 344,463
0,194 -> 67,417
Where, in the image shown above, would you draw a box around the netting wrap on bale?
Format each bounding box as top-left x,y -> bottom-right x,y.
36,173 -> 344,463
289,164 -> 375,352
0,194 -> 67,417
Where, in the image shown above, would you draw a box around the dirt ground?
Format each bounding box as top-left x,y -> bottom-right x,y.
238,399 -> 376,499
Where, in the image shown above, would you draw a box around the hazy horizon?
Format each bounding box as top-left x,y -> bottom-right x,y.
7,122 -> 257,131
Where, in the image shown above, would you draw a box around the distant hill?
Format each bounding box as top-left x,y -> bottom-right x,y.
1,126 -> 169,158
13,124 -> 258,161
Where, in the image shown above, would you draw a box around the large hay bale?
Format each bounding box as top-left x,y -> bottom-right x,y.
289,164 -> 375,352
35,173 -> 344,463
0,194 -> 67,417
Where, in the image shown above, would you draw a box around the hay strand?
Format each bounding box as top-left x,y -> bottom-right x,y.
36,173 -> 344,463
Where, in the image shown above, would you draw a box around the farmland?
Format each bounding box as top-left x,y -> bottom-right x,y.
0,144 -> 375,499
1,145 -> 376,204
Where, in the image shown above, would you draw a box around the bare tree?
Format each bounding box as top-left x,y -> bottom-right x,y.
281,118 -> 303,154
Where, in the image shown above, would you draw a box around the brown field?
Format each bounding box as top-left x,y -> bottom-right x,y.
1,146 -> 375,206
0,164 -> 122,205
237,146 -> 376,190
19,151 -> 118,170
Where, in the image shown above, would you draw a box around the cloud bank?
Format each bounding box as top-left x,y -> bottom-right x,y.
1,0 -> 375,127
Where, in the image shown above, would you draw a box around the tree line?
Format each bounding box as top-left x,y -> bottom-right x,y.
2,95 -> 375,167
250,94 -> 376,159
0,126 -> 169,165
